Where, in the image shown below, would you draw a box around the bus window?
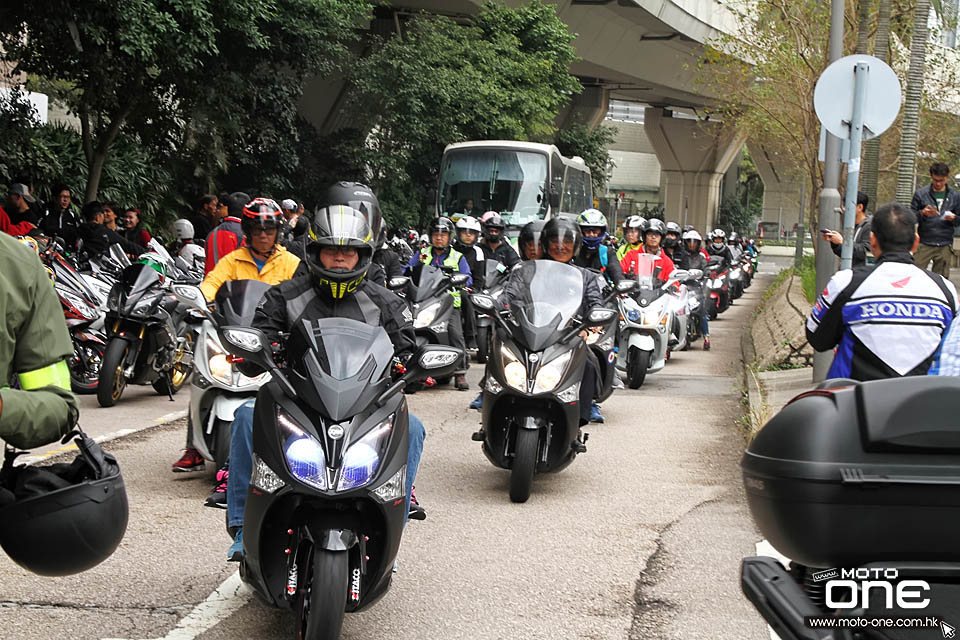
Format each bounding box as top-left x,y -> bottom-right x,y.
439,149 -> 548,222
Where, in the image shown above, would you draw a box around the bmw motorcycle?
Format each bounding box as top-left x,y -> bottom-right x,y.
470,260 -> 633,502
97,244 -> 192,407
741,376 -> 960,639
203,312 -> 459,640
175,281 -> 272,470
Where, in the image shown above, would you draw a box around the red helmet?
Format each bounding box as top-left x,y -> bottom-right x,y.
241,198 -> 284,241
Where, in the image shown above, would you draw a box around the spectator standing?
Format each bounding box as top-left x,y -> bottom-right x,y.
40,185 -> 81,244
5,184 -> 37,232
121,207 -> 152,247
77,202 -> 146,257
910,162 -> 960,277
807,204 -> 957,381
190,195 -> 218,243
822,191 -> 872,267
102,202 -> 120,231
204,192 -> 247,273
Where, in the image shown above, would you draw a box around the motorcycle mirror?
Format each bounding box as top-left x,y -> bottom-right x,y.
172,284 -> 206,310
616,280 -> 638,294
585,306 -> 617,326
387,276 -> 409,291
377,345 -> 461,406
471,293 -> 496,311
449,273 -> 469,288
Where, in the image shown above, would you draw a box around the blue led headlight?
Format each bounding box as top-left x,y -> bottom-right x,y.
279,412 -> 327,490
337,416 -> 394,492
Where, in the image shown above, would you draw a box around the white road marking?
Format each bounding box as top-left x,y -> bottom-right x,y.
755,540 -> 790,640
20,410 -> 187,465
102,570 -> 251,640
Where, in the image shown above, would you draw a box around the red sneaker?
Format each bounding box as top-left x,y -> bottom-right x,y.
172,448 -> 205,473
423,377 -> 436,388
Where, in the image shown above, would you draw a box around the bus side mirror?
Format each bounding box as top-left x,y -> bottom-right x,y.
549,184 -> 561,208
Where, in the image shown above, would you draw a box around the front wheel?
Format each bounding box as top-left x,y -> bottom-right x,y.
69,341 -> 102,394
509,428 -> 538,503
298,548 -> 349,640
153,329 -> 194,395
627,346 -> 650,389
97,339 -> 130,407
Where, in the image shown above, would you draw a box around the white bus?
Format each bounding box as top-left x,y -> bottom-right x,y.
436,140 -> 592,230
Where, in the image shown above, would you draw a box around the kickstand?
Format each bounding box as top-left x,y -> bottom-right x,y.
165,372 -> 175,401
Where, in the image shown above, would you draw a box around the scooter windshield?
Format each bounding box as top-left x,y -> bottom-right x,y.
287,318 -> 395,421
631,253 -> 657,289
510,261 -> 583,351
215,280 -> 272,326
409,265 -> 447,303
482,260 -> 507,289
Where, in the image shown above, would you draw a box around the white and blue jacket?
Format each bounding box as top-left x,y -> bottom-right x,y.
806,252 -> 957,380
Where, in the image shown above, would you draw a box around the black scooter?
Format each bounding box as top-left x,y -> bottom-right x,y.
213,317 -> 458,640
471,260 -> 634,502
392,265 -> 468,386
741,376 -> 960,639
472,259 -> 511,364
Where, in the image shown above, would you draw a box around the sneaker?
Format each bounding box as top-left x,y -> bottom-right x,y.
589,403 -> 605,424
408,486 -> 426,521
204,466 -> 229,509
454,374 -> 469,391
172,448 -> 205,473
423,377 -> 436,388
612,371 -> 625,390
469,393 -> 483,410
227,528 -> 243,562
703,337 -> 711,351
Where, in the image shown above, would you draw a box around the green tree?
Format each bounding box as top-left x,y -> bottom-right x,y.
0,0 -> 370,205
348,1 -> 580,228
896,0 -> 931,203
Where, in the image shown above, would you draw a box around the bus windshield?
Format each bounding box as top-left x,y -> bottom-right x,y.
439,149 -> 548,226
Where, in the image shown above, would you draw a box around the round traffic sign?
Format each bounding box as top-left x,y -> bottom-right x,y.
814,54 -> 901,141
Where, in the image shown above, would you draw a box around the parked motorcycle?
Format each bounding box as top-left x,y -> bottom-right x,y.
98,244 -> 193,407
175,280 -> 272,470
615,254 -> 690,388
470,260 -> 633,502
472,260 -> 511,364
705,255 -> 731,320
395,265 -> 469,386
741,376 -> 960,640
199,311 -> 458,639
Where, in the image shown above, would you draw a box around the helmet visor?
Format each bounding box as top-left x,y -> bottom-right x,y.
309,206 -> 374,247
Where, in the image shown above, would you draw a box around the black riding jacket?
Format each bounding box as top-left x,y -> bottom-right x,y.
573,244 -> 623,286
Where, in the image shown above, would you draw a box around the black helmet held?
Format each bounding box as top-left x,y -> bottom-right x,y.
0,429 -> 128,576
304,205 -> 375,299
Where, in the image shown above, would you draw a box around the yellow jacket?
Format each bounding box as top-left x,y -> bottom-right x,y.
199,245 -> 301,301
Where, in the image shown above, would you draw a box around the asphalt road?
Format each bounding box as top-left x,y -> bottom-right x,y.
0,268 -> 782,640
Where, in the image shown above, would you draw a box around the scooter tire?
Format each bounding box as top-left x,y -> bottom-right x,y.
509,428 -> 538,503
298,548 -> 349,640
97,339 -> 129,408
476,327 -> 489,364
70,367 -> 99,395
627,346 -> 649,389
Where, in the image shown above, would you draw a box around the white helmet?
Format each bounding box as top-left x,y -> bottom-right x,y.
179,243 -> 205,268
455,215 -> 481,233
173,219 -> 194,242
682,229 -> 702,243
281,198 -> 297,212
710,228 -> 726,241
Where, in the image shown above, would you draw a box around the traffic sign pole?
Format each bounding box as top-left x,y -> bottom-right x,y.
840,62 -> 870,270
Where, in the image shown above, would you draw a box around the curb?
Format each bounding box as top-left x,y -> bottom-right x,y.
740,287 -> 766,438
20,409 -> 187,465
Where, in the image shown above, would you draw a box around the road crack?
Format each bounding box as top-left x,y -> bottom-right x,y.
0,599 -> 191,616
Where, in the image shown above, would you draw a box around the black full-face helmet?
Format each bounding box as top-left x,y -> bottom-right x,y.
540,217 -> 582,262
303,205 -> 376,299
322,181 -> 383,248
518,220 -> 546,261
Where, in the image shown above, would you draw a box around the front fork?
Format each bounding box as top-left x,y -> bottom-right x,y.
284,526 -> 367,611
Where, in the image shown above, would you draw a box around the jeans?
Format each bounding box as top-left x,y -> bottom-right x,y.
226,399 -> 426,529
700,311 -> 709,337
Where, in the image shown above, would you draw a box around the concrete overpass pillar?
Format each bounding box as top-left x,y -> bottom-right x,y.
747,141 -> 806,236
644,108 -> 746,232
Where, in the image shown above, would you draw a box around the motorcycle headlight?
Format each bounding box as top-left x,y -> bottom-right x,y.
131,296 -> 155,317
500,344 -> 526,391
60,289 -> 96,320
251,453 -> 285,493
107,285 -> 120,311
626,309 -> 641,323
338,415 -> 394,492
533,351 -> 572,394
413,302 -> 441,329
372,466 -> 405,503
280,412 -> 327,491
205,337 -> 232,385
